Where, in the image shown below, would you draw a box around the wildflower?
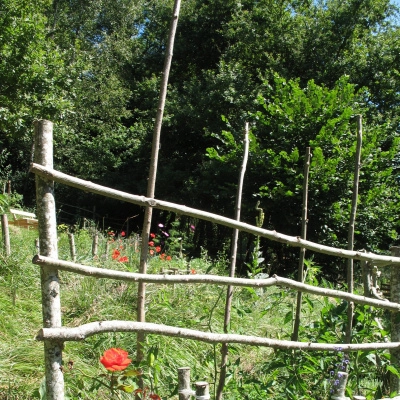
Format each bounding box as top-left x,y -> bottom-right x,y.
155,246 -> 161,253
150,233 -> 156,238
166,255 -> 171,261
158,223 -> 164,228
161,230 -> 169,237
149,394 -> 161,400
160,253 -> 166,260
100,348 -> 131,372
149,249 -> 154,255
112,249 -> 121,260
120,231 -> 126,237
190,268 -> 197,274
118,256 -> 129,263
108,231 -> 115,236
148,241 -> 155,247
190,225 -> 195,231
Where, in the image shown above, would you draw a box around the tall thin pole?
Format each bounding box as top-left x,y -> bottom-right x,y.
345,115 -> 362,344
34,120 -> 64,399
216,123 -> 249,400
137,0 -> 181,366
292,147 -> 311,341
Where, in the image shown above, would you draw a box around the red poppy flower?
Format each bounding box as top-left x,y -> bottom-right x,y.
118,256 -> 129,262
112,249 -> 121,259
155,246 -> 161,253
149,249 -> 154,255
190,268 -> 197,274
148,241 -> 155,247
150,233 -> 156,238
160,253 -> 166,260
149,394 -> 161,400
121,231 -> 126,237
166,255 -> 171,261
100,348 -> 131,371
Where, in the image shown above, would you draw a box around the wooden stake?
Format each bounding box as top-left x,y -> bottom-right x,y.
178,367 -> 194,400
195,382 -> 210,400
92,232 -> 98,258
390,245 -> 400,394
33,119 -> 64,400
68,233 -> 76,262
1,214 -> 11,256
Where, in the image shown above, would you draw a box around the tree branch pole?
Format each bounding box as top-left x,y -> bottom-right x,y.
32,255 -> 400,312
36,320 -> 400,352
137,0 -> 181,366
292,147 -> 311,342
345,115 -> 362,344
217,123 -> 249,400
30,163 -> 400,267
34,120 -> 64,400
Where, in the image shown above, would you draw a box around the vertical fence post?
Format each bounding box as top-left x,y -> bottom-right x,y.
195,382 -> 210,400
330,371 -> 349,399
292,146 -> 311,342
178,367 -> 194,399
390,246 -> 400,395
92,232 -> 99,258
34,120 -> 64,400
1,214 -> 11,256
68,233 -> 76,262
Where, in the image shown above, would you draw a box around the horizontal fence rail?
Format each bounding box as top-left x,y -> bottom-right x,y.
36,320 -> 400,352
33,255 -> 400,312
30,163 -> 400,267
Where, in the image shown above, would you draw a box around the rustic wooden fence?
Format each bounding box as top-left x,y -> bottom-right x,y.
30,120 -> 400,400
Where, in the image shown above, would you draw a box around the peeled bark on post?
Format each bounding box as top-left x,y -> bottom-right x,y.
390,246 -> 400,394
34,120 -> 64,400
178,367 -> 194,400
345,115 -> 362,344
1,214 -> 11,256
292,147 -> 311,342
216,123 -> 249,400
137,0 -> 181,368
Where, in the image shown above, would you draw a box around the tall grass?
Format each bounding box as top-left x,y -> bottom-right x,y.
0,224 -> 391,399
